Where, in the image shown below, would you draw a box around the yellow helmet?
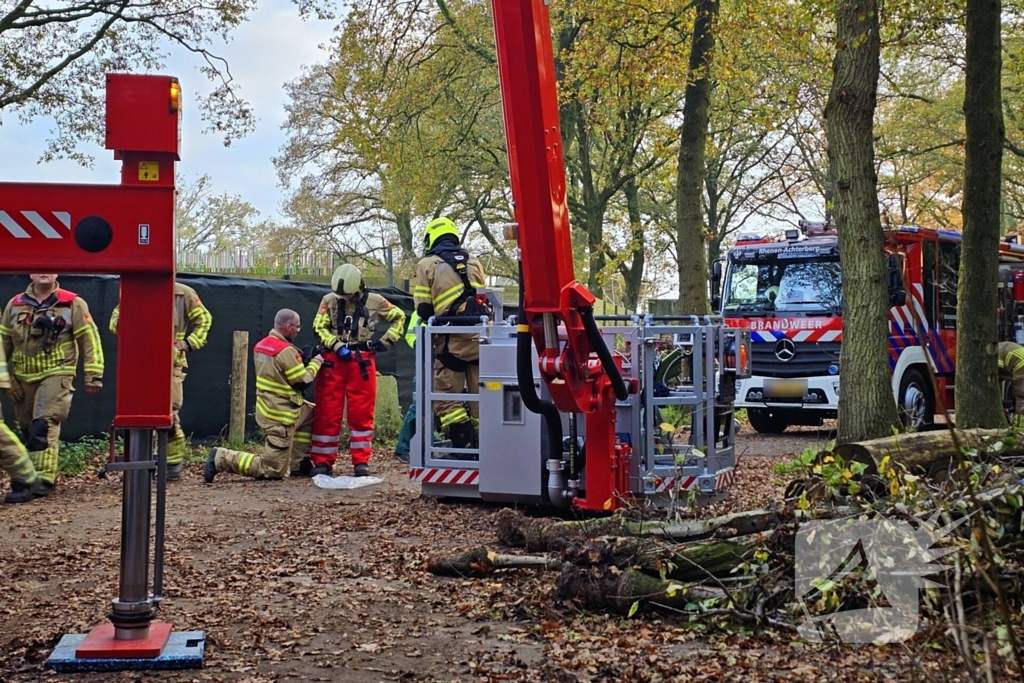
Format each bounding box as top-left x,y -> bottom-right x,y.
424,216 -> 459,251
332,263 -> 363,296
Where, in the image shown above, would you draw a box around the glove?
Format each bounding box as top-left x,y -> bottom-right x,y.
370,340 -> 387,353
331,340 -> 345,355
7,383 -> 24,402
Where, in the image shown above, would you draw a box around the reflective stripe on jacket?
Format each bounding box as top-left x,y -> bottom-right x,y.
253,330 -> 322,425
0,285 -> 104,386
313,292 -> 405,350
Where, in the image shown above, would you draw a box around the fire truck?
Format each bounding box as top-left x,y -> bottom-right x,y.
714,220 -> 1024,433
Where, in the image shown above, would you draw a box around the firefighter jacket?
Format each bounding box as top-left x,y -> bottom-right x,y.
110,282 -> 213,369
999,341 -> 1024,380
0,285 -> 104,387
404,310 -> 421,347
0,338 -> 10,390
253,329 -> 322,426
413,253 -> 487,319
414,250 -> 487,363
313,292 -> 405,352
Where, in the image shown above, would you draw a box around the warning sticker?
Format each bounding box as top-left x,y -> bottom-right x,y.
138,161 -> 159,182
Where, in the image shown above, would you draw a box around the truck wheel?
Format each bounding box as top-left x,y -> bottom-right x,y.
748,409 -> 789,434
898,368 -> 933,431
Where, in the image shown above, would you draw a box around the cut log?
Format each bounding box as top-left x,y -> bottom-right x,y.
426,546 -> 565,577
834,428 -> 1017,475
494,507 -> 779,551
560,532 -> 771,582
556,566 -> 725,614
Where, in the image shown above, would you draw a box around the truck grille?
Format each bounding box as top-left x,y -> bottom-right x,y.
751,341 -> 841,378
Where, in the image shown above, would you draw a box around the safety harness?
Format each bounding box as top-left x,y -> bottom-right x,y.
335,293 -> 373,381
429,245 -> 493,372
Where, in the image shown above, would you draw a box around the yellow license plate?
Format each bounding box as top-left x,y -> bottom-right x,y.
764,379 -> 806,398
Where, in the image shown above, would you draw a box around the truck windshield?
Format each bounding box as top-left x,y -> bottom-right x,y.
724,256 -> 842,314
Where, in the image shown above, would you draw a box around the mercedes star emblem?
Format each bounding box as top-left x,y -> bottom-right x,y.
774,338 -> 796,362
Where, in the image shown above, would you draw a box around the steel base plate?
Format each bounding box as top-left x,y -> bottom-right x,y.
47,629 -> 204,672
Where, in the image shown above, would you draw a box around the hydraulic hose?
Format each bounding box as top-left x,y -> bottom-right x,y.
580,307 -> 630,401
516,262 -> 566,506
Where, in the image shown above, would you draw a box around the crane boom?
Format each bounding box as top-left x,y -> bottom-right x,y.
490,0 -> 627,416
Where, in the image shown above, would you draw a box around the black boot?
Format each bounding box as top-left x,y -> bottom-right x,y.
167,463 -> 183,482
353,463 -> 370,477
310,463 -> 332,477
447,422 -> 477,460
291,457 -> 312,478
5,480 -> 48,504
203,448 -> 218,484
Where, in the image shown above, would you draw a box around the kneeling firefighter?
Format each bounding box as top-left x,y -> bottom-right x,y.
413,217 -> 491,450
205,309 -> 321,482
310,264 -> 406,477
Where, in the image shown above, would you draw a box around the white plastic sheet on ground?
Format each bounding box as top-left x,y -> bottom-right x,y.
312,474 -> 384,489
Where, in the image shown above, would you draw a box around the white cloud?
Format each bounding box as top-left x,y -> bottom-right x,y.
0,0 -> 337,221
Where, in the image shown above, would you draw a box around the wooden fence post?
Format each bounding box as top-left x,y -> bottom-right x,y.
229,331 -> 249,443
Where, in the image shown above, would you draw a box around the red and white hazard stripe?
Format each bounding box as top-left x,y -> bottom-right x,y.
0,210 -> 70,239
715,467 -> 736,490
409,467 -> 479,486
651,475 -> 697,493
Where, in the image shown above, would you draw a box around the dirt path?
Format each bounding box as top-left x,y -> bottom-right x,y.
0,428 -> 963,682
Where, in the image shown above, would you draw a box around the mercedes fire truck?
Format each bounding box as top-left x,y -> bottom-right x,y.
716,220 -> 1024,433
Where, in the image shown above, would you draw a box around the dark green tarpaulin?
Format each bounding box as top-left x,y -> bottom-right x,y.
0,274 -> 415,442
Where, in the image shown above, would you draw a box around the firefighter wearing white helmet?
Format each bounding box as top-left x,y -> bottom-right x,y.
309,263 -> 405,477
413,217 -> 490,451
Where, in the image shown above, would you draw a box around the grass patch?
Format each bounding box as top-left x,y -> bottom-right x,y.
58,434 -> 117,476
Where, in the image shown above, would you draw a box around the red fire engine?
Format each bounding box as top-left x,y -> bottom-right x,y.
715,221 -> 1024,432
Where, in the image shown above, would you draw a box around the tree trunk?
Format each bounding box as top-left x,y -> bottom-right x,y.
622,177 -> 647,311
494,507 -> 778,551
675,0 -> 717,315
956,0 -> 1006,428
833,428 -> 1014,474
557,567 -> 724,614
824,0 -> 900,443
395,209 -> 414,258
426,546 -> 565,576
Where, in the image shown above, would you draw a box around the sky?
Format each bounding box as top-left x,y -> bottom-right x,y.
0,0 -> 338,223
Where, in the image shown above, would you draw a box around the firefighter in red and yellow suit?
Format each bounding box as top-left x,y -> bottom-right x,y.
413,217 -> 489,450
204,309 -> 322,482
110,281 -> 213,480
998,341 -> 1024,429
1,342 -> 46,503
0,274 -> 103,493
310,264 -> 405,477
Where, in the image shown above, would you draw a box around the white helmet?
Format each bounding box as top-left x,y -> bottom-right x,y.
332,264 -> 363,296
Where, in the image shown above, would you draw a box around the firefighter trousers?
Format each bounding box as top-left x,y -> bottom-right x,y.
1011,376 -> 1024,429
12,375 -> 73,485
311,353 -> 376,467
215,402 -> 314,479
0,404 -> 38,486
432,359 -> 479,430
168,367 -> 187,465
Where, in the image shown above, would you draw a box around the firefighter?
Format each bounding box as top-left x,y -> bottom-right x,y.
413,217 -> 489,450
204,309 -> 322,482
1,342 -> 45,503
110,281 -> 213,480
310,264 -> 406,477
0,274 -> 104,493
998,340 -> 1024,429
393,311 -> 421,463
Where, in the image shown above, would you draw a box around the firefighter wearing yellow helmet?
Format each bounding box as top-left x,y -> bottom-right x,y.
413,217 -> 490,451
309,263 -> 405,477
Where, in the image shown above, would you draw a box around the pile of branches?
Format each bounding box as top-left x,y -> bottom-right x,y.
425,427 -> 1024,672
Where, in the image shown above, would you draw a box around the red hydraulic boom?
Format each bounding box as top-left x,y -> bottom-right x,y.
490,0 -> 634,510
